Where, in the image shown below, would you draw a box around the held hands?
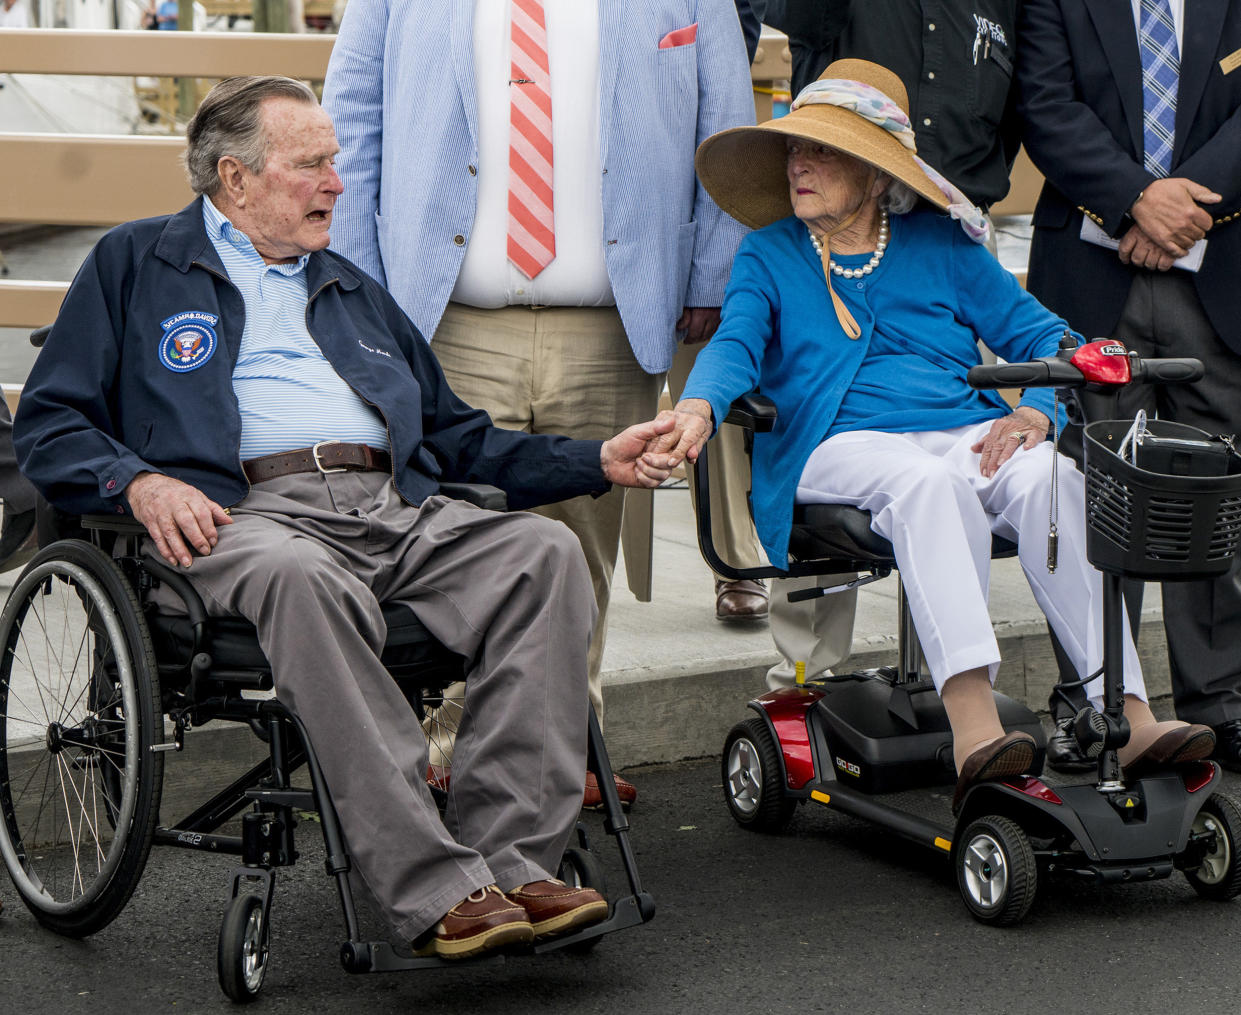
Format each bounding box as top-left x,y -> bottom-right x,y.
971,406 -> 1051,479
126,471 -> 233,568
599,400 -> 715,488
1129,177 -> 1220,257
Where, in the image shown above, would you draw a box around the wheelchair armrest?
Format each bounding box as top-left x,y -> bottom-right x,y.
692,394 -> 788,582
81,514 -> 146,535
723,393 -> 776,433
438,483 -> 507,511
30,324 -> 51,348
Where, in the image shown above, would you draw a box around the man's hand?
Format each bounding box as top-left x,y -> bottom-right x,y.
1117,224 -> 1176,271
676,307 -> 722,346
970,406 -> 1051,479
126,471 -> 233,567
1129,177 -> 1220,256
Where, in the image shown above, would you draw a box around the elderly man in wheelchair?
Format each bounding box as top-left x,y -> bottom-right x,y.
8,75 -> 670,974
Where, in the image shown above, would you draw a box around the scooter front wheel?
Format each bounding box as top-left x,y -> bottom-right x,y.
955,815 -> 1037,926
1183,792 -> 1241,901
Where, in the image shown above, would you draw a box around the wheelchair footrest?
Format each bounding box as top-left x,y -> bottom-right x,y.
533,892 -> 656,953
341,940 -> 504,973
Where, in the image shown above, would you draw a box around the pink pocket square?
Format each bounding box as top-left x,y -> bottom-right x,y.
659,23 -> 698,49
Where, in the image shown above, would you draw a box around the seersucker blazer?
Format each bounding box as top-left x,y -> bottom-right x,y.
322,0 -> 755,374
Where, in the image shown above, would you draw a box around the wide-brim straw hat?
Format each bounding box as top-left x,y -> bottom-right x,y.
695,59 -> 952,229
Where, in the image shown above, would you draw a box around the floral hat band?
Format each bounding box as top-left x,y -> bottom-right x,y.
792,79 -> 990,244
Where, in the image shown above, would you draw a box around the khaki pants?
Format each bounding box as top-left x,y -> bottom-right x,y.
666,339 -> 765,573
433,302 -> 664,724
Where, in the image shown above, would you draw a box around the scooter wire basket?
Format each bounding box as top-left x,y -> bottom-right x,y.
1084,418 -> 1241,580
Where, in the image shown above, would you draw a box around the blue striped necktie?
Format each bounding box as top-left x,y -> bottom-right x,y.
1138,0 -> 1179,176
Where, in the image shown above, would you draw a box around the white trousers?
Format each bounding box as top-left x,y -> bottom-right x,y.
796,421 -> 1146,706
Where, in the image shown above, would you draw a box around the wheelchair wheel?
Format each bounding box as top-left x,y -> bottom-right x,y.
218,893 -> 269,1003
420,680 -> 464,801
557,846 -> 608,953
0,540 -> 164,937
1183,792 -> 1241,901
955,814 -> 1037,926
722,717 -> 796,832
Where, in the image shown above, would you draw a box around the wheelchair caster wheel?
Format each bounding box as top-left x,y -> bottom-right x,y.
218,894 -> 269,1002
556,847 -> 608,953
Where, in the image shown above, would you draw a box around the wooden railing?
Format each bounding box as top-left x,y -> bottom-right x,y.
0,26 -> 798,339
0,28 -> 333,332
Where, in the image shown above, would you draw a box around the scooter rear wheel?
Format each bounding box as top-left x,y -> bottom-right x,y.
955,814 -> 1037,926
722,718 -> 796,833
1183,792 -> 1241,901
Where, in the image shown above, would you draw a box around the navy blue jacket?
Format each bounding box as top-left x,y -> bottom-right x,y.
14,199 -> 610,516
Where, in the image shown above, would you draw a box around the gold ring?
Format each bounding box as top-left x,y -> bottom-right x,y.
1010,432 -> 1026,440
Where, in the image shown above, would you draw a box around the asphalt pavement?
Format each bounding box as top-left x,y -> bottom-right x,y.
5,753 -> 1241,1015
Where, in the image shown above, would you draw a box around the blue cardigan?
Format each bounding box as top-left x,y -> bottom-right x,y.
682,209 -> 1076,567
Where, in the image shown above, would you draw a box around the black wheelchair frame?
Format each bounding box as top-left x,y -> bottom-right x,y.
0,494 -> 654,1002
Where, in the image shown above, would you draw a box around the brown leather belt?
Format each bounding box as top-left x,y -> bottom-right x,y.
242,441 -> 391,485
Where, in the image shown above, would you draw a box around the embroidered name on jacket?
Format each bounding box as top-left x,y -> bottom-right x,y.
158,311 -> 218,372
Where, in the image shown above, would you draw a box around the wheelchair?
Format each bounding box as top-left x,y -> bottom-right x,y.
0,491 -> 654,1001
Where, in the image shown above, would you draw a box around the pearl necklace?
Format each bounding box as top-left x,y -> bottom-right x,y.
808,211 -> 890,278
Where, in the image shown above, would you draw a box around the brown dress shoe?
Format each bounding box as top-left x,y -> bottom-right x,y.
1123,724 -> 1215,781
506,879 -> 608,939
582,771 -> 636,811
952,731 -> 1037,814
412,885 -> 533,959
714,578 -> 769,622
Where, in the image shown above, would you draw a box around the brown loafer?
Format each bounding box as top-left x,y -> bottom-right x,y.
952,731 -> 1037,814
714,578 -> 769,622
411,885 -> 533,959
583,771 -> 637,811
506,879 -> 608,939
1123,724 -> 1216,781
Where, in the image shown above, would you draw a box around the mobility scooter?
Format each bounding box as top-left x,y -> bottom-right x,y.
698,337 -> 1241,925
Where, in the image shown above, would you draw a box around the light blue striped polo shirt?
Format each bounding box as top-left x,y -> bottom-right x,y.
202,198 -> 390,460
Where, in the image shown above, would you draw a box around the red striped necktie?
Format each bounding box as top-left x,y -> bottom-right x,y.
507,0 -> 555,279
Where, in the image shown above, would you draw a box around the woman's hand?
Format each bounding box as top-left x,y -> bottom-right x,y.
640,399 -> 714,472
971,406 -> 1051,479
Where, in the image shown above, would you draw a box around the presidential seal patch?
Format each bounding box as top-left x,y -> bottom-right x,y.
158,311 -> 218,372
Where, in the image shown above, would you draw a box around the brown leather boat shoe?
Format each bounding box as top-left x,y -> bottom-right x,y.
1123,724 -> 1216,781
952,731 -> 1037,814
412,885 -> 533,960
506,879 -> 608,939
583,771 -> 637,811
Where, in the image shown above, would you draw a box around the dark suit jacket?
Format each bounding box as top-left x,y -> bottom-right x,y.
1018,0 -> 1241,351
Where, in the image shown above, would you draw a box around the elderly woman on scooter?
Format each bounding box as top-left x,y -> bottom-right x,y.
649,59 -> 1214,809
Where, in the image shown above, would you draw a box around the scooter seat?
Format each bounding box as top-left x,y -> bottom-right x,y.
790,503 -> 1017,566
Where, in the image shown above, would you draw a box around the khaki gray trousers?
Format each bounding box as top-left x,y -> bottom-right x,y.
153,471 -> 595,941
432,302 -> 664,723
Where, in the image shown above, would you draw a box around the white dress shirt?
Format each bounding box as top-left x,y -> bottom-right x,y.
1130,0 -> 1185,51
452,0 -> 615,308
